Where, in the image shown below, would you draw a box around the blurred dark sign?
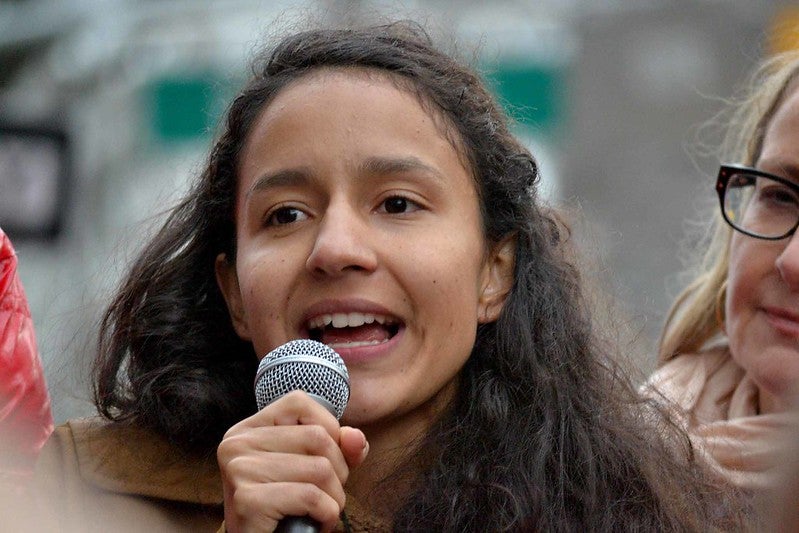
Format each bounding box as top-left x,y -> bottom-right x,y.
0,126 -> 69,240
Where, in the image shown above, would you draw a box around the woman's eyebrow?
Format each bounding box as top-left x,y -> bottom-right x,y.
760,159 -> 799,181
247,168 -> 312,198
246,157 -> 443,198
359,156 -> 444,181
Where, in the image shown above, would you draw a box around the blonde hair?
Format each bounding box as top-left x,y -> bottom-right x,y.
659,51 -> 799,362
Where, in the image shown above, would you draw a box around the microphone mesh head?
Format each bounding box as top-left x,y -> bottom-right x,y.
254,339 -> 349,420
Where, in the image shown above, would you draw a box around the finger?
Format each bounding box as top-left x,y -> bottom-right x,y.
222,452 -> 347,510
338,426 -> 369,469
226,390 -> 340,437
218,426 -> 351,487
225,481 -> 342,533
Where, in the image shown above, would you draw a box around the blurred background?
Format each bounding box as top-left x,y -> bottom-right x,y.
2,0 -> 798,424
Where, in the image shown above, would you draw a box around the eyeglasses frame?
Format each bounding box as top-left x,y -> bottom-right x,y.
716,163 -> 799,240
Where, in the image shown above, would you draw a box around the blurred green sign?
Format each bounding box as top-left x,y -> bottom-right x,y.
146,73 -> 233,142
145,63 -> 566,142
485,60 -> 567,138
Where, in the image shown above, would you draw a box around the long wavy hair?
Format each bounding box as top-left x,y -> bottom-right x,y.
659,51 -> 799,362
95,20 -> 739,531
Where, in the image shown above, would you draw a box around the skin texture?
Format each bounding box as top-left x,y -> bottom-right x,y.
726,83 -> 799,414
215,69 -> 513,531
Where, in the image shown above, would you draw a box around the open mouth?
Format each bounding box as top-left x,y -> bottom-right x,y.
306,312 -> 401,348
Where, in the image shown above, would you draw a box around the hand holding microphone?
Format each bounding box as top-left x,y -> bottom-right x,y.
217,340 -> 368,533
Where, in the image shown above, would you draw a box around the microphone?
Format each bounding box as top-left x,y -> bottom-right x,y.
254,339 -> 350,533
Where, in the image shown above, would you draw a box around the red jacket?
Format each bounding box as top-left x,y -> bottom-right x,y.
0,228 -> 53,475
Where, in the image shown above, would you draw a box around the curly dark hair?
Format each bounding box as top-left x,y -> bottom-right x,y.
94,20 -> 741,531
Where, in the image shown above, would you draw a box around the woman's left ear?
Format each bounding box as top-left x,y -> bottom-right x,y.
478,235 -> 516,323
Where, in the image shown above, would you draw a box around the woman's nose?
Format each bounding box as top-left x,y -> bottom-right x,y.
305,202 -> 378,277
776,232 -> 799,290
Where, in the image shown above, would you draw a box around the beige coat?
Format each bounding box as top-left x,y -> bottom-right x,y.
29,417 -> 224,532
16,417 -> 385,532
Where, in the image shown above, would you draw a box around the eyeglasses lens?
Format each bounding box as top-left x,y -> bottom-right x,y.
724,172 -> 799,238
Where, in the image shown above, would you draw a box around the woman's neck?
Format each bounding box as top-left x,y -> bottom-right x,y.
345,383 -> 454,515
345,417 -> 421,512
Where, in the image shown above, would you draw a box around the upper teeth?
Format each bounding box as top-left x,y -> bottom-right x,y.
307,313 -> 392,330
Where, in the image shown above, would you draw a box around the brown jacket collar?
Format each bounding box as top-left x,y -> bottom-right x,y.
69,417 -> 223,505
68,418 -> 390,531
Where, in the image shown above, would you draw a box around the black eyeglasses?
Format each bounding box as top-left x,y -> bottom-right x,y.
716,164 -> 799,240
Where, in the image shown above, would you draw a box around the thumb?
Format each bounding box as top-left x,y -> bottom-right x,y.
339,426 -> 369,469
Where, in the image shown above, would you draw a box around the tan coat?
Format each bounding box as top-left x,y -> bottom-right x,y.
17,417 -> 386,532
29,417 -> 224,532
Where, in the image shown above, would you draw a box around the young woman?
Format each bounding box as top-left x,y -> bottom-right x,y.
33,21 -> 736,532
649,51 -> 799,493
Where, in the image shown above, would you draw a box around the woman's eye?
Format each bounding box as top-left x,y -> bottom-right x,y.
266,206 -> 308,226
759,183 -> 799,207
380,196 -> 420,214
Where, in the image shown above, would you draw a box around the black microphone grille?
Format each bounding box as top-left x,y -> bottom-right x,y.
254,339 -> 350,419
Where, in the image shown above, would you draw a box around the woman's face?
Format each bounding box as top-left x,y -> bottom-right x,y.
216,69 -> 513,430
726,82 -> 799,413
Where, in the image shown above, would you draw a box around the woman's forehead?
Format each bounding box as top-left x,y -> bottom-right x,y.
247,66 -> 474,178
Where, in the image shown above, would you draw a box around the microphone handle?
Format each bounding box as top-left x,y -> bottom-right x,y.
275,516 -> 320,533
